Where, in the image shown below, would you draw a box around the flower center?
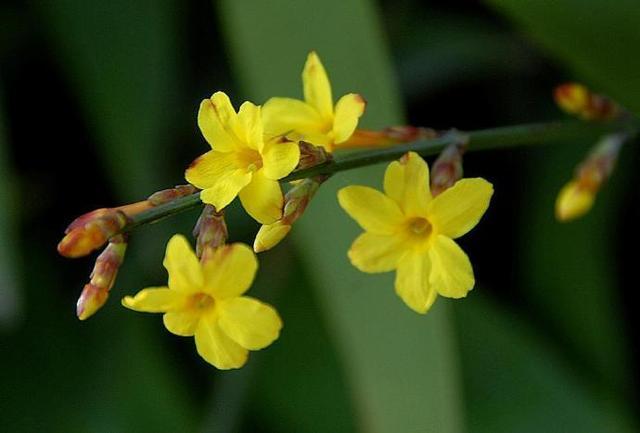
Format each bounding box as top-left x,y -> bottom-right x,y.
407,217 -> 432,237
237,148 -> 263,173
189,293 -> 215,311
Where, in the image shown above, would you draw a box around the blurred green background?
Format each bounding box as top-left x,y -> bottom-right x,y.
1,1 -> 639,432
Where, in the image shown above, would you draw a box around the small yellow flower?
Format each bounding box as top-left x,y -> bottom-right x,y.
338,152 -> 493,314
186,92 -> 300,224
122,235 -> 282,369
262,51 -> 366,152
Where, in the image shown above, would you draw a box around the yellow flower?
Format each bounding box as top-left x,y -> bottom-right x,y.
262,51 -> 366,152
337,152 -> 493,314
186,92 -> 300,224
122,235 -> 282,369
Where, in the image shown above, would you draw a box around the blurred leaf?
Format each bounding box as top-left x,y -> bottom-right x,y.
456,294 -> 636,433
35,0 -> 183,198
0,93 -> 21,327
217,1 -> 464,432
486,0 -> 640,115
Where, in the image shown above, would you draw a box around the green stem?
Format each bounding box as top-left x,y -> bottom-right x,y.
124,119 -> 631,232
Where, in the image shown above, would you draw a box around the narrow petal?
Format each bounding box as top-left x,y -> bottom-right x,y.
238,170 -> 283,224
332,93 -> 366,144
237,101 -> 264,151
395,252 -> 437,314
218,297 -> 282,350
202,243 -> 258,299
261,139 -> 300,180
198,94 -> 240,152
337,186 -> 404,234
195,312 -> 248,369
262,97 -> 324,137
427,178 -> 493,239
209,92 -> 244,144
163,235 -> 203,292
253,221 -> 292,253
384,151 -> 431,216
429,235 -> 475,298
185,150 -> 239,190
199,169 -> 253,211
348,232 -> 407,273
121,287 -> 184,313
303,51 -> 333,118
163,311 -> 200,337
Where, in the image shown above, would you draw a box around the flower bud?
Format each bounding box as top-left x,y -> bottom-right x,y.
148,184 -> 198,206
253,176 -> 326,252
298,141 -> 331,170
58,210 -> 128,258
76,236 -> 127,320
193,205 -> 228,260
554,83 -> 621,121
555,133 -> 625,222
430,138 -> 467,196
339,126 -> 437,149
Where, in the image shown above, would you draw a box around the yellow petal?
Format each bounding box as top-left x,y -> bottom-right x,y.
429,235 -> 474,298
427,178 -> 493,239
303,51 -> 333,118
121,287 -> 184,313
238,169 -> 283,224
185,150 -> 239,189
337,186 -> 404,234
199,169 -> 253,211
195,312 -> 248,369
384,152 -> 431,217
262,97 -> 325,137
163,311 -> 200,337
218,297 -> 282,350
202,243 -> 258,299
253,221 -> 292,253
198,93 -> 241,152
261,138 -> 300,180
332,93 -> 366,144
555,180 -> 595,222
163,234 -> 204,292
394,252 -> 437,314
237,101 -> 264,151
348,232 -> 407,273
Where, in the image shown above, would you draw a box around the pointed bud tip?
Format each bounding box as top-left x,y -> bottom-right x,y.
253,223 -> 292,253
555,181 -> 595,222
76,284 -> 109,320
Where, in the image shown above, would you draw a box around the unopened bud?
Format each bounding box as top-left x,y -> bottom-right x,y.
148,184 -> 198,206
554,83 -> 621,121
298,141 -> 331,170
431,134 -> 467,196
339,126 -> 438,149
58,210 -> 127,258
555,133 -> 625,222
76,236 -> 127,320
193,205 -> 228,260
253,176 -> 326,252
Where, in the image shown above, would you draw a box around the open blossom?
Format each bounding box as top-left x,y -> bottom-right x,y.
122,235 -> 282,369
338,152 -> 493,314
262,51 -> 366,152
186,92 -> 300,224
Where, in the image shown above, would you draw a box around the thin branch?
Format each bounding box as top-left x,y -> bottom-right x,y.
124,119 -> 633,232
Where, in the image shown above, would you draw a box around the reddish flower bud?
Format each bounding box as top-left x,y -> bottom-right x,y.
148,184 -> 199,206
431,137 -> 467,197
193,205 -> 228,261
339,126 -> 438,149
76,236 -> 127,320
297,141 -> 331,170
554,83 -> 621,121
58,210 -> 128,258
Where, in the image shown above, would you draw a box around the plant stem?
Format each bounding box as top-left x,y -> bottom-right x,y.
124,119 -> 632,232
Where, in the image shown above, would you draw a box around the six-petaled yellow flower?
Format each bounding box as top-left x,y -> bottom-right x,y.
186,92 -> 300,224
262,51 -> 366,152
122,234 -> 282,369
338,152 -> 493,314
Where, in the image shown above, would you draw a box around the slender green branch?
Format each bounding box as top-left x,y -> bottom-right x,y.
124,119 -> 633,232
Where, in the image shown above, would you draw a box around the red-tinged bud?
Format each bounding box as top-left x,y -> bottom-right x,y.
431,135 -> 468,196
58,210 -> 128,258
254,176 -> 326,252
339,126 -> 438,149
297,141 -> 331,170
148,184 -> 199,206
193,205 -> 228,260
76,236 -> 127,320
554,83 -> 621,121
555,133 -> 625,222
